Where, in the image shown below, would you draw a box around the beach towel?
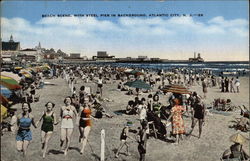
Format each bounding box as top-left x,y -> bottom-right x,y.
209,109 -> 232,116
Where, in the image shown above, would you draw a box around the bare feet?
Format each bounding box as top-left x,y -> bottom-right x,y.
64,149 -> 68,155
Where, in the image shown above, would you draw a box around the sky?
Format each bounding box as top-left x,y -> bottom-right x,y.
1,0 -> 249,61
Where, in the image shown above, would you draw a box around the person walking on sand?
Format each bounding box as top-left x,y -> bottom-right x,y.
60,96 -> 78,155
115,122 -> 135,158
229,78 -> 235,93
221,76 -> 225,92
188,97 -> 205,138
36,102 -> 59,158
225,77 -> 229,92
78,96 -> 97,155
137,120 -> 148,161
201,78 -> 208,99
167,98 -> 186,144
16,102 -> 37,157
235,77 -> 240,93
97,75 -> 103,97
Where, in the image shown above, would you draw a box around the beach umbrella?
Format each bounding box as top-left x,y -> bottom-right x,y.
124,80 -> 152,90
1,71 -> 22,82
0,85 -> 13,98
129,70 -> 144,76
20,69 -> 33,78
229,133 -> 247,145
14,67 -> 23,70
0,75 -> 21,90
161,84 -> 191,94
124,69 -> 133,73
0,94 -> 10,106
0,105 -> 8,122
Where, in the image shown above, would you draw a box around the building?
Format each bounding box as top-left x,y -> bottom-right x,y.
1,35 -> 20,61
97,51 -> 108,57
189,52 -> 204,62
18,48 -> 39,62
70,53 -> 81,58
93,51 -> 115,60
138,56 -> 147,59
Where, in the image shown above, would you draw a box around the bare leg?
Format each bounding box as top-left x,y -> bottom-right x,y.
16,141 -> 23,152
43,132 -> 53,158
60,128 -> 66,151
80,126 -> 91,154
22,140 -> 30,156
115,141 -> 125,157
189,119 -> 198,136
41,131 -> 46,150
79,126 -> 83,143
64,128 -> 73,155
125,142 -> 130,155
198,120 -> 203,138
176,134 -> 179,144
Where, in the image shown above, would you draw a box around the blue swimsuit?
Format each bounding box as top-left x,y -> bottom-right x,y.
16,115 -> 32,141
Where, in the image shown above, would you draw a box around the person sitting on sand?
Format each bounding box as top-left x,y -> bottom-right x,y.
126,100 -> 137,115
36,102 -> 59,158
16,102 -> 37,157
115,122 -> 135,158
229,117 -> 250,132
222,134 -> 249,160
1,110 -> 17,134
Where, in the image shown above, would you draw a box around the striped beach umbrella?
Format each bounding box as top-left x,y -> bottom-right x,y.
0,94 -> 10,106
0,105 -> 8,122
20,69 -> 33,78
1,71 -> 21,82
0,85 -> 13,98
161,84 -> 191,94
0,75 -> 21,90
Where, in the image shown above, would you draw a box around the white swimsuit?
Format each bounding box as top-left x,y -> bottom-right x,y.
61,106 -> 74,129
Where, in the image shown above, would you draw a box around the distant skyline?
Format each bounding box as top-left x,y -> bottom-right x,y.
1,0 -> 249,61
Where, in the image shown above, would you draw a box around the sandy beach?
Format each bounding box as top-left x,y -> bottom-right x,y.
1,75 -> 249,161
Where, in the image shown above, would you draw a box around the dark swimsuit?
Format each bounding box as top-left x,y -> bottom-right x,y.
120,128 -> 127,140
41,112 -> 54,133
194,104 -> 204,119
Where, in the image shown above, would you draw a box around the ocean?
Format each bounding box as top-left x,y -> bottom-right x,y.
103,61 -> 249,76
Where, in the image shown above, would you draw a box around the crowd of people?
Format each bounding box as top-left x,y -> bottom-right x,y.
1,64 -> 248,161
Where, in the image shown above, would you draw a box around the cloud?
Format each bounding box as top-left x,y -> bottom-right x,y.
1,16 -> 249,60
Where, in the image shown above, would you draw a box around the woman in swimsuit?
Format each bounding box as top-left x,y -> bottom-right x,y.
36,102 -> 58,158
16,102 -> 37,156
78,96 -> 96,154
60,96 -> 78,155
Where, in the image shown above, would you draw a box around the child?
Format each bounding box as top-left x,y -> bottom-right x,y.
115,121 -> 135,158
